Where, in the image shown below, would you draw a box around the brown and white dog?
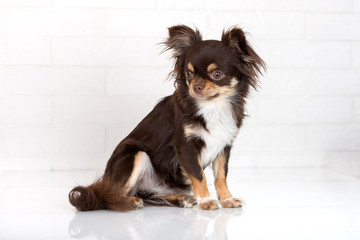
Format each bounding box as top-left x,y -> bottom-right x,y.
69,25 -> 265,211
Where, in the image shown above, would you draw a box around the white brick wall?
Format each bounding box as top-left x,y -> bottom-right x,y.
0,0 -> 359,175
0,37 -> 51,65
0,97 -> 52,123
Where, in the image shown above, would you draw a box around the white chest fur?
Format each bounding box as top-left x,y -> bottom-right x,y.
184,96 -> 239,168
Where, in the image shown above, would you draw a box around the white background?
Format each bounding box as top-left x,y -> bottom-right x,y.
0,0 -> 359,177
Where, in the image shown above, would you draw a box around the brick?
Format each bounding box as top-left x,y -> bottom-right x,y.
0,37 -> 51,65
352,153 -> 360,178
0,0 -> 51,6
259,13 -> 305,39
50,9 -> 106,37
227,153 -> 257,167
155,0 -> 205,9
306,14 -> 360,40
53,0 -> 156,8
256,96 -> 352,124
258,0 -> 353,12
234,125 -> 305,152
208,14 -> 258,40
53,96 -> 159,125
322,152 -> 360,178
0,156 -> 51,171
0,8 -> 105,37
355,98 -> 360,123
260,69 -> 305,95
256,41 -> 351,68
210,13 -> 305,40
0,127 -> 105,154
306,125 -> 360,151
0,97 -> 52,124
353,43 -> 360,68
52,38 -> 157,66
107,10 -> 207,38
0,8 -> 42,35
157,0 -> 256,10
106,67 -> 173,96
0,66 -> 105,95
356,0 -> 360,11
51,153 -> 108,170
305,70 -> 360,96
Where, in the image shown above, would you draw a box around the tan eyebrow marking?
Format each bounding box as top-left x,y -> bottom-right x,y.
187,63 -> 195,72
207,63 -> 218,72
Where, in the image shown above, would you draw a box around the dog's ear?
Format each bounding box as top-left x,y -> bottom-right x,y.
164,25 -> 202,58
221,27 -> 266,88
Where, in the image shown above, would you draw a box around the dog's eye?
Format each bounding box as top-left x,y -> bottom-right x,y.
211,70 -> 225,80
185,71 -> 193,79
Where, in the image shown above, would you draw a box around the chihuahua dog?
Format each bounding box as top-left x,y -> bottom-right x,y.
69,25 -> 265,211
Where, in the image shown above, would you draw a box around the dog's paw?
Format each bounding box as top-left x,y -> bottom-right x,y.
198,198 -> 220,210
166,195 -> 197,208
180,195 -> 197,208
129,197 -> 144,210
220,197 -> 244,208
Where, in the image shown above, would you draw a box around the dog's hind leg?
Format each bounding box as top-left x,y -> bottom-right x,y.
69,151 -> 151,212
104,151 -> 153,210
123,151 -> 154,209
123,152 -> 151,194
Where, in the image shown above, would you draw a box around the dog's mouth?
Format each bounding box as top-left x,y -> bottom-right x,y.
188,81 -> 215,100
188,81 -> 235,101
189,90 -> 219,101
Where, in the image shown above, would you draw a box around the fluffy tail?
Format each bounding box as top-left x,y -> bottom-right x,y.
69,179 -> 133,212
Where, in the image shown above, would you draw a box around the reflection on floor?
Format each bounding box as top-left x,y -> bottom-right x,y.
1,167 -> 360,239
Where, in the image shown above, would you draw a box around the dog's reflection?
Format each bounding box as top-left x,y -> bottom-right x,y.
69,207 -> 244,240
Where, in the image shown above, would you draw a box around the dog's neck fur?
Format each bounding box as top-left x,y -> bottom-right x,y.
195,94 -> 239,168
179,85 -> 242,168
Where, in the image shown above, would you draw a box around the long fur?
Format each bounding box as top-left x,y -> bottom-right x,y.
69,24 -> 265,212
69,179 -> 133,211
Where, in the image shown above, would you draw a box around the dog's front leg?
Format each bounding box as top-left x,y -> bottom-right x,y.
212,151 -> 244,208
188,168 -> 220,210
177,143 -> 220,210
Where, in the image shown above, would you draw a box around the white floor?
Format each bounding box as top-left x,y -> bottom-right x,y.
1,167 -> 360,240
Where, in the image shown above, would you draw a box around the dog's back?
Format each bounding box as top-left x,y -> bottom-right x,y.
69,25 -> 265,211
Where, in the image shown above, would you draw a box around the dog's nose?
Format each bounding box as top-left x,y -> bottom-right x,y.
193,84 -> 205,95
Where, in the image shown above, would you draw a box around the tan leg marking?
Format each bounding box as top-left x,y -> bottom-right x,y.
124,151 -> 150,195
189,165 -> 219,210
213,154 -> 232,200
189,174 -> 211,199
213,154 -> 244,208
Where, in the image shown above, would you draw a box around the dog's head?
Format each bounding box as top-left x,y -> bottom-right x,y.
163,25 -> 265,101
